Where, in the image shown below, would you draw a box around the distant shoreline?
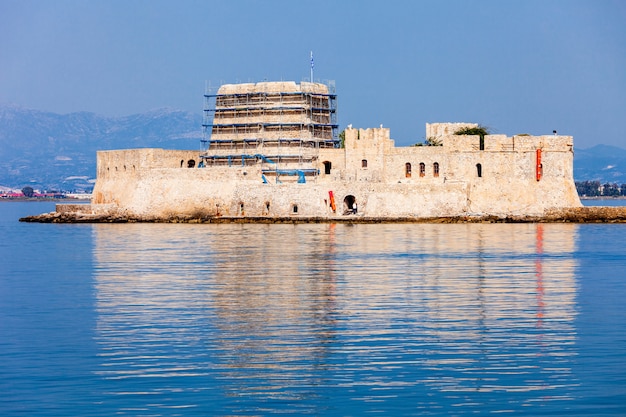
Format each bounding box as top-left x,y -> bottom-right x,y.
580,196 -> 626,200
0,197 -> 91,202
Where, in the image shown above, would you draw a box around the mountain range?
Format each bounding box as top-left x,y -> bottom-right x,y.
572,144 -> 626,185
0,105 -> 202,191
1,105 -> 625,191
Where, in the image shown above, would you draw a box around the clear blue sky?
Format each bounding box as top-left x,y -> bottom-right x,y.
1,0 -> 625,148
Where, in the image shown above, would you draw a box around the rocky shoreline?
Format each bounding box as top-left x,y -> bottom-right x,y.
19,205 -> 626,224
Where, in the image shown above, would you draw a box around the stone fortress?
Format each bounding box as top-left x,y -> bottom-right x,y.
84,80 -> 582,221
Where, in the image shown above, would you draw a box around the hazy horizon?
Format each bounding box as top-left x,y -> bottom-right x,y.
2,0 -> 625,148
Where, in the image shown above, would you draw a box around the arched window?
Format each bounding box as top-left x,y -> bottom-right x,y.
419,162 -> 426,177
476,163 -> 482,177
362,159 -> 368,168
405,163 -> 412,178
433,162 -> 440,177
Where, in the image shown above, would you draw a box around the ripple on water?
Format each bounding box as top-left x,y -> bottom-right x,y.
82,223 -> 588,414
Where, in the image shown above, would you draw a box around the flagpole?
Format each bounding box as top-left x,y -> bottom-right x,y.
310,51 -> 314,83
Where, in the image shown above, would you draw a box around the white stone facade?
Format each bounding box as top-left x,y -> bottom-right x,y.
90,82 -> 581,220
92,128 -> 581,219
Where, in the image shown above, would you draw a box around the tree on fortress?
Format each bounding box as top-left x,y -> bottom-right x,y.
455,125 -> 491,150
411,126 -> 492,147
426,136 -> 443,146
412,136 -> 443,147
22,186 -> 34,198
455,125 -> 490,137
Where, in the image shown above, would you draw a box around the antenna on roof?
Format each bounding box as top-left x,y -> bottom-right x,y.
310,51 -> 314,83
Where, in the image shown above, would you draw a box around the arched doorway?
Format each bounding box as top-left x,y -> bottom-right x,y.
343,195 -> 357,215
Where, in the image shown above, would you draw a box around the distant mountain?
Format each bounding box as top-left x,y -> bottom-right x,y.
574,144 -> 626,184
0,105 -> 202,191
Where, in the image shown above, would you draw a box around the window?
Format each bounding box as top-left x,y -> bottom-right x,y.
362,159 -> 368,168
433,162 -> 439,177
323,161 -> 332,175
419,162 -> 426,177
292,204 -> 298,214
405,163 -> 412,178
476,163 -> 482,177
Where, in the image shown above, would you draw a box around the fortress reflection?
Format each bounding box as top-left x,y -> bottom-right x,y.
92,222 -> 579,413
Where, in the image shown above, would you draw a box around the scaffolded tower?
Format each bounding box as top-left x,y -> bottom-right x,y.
201,81 -> 338,183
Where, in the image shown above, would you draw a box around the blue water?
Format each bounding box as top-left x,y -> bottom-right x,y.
1,201 -> 625,416
582,198 -> 626,207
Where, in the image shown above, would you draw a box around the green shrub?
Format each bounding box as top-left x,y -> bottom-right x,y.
454,125 -> 490,138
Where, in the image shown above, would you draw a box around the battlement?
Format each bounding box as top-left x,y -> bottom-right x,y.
426,122 -> 478,138
443,134 -> 573,153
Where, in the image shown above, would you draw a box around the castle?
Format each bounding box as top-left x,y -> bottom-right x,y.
86,80 -> 580,220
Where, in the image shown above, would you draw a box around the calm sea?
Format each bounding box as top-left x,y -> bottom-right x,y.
1,201 -> 625,416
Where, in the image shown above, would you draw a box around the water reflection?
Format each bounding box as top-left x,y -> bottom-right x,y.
92,223 -> 579,415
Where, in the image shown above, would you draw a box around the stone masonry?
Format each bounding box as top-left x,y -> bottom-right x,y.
44,81 -> 583,222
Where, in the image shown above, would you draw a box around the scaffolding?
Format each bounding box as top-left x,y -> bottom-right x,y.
200,81 -> 338,182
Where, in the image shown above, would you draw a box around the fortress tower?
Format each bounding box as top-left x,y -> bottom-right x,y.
201,81 -> 338,183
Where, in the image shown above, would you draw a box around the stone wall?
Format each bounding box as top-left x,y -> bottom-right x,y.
90,123 -> 581,219
426,122 -> 478,138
